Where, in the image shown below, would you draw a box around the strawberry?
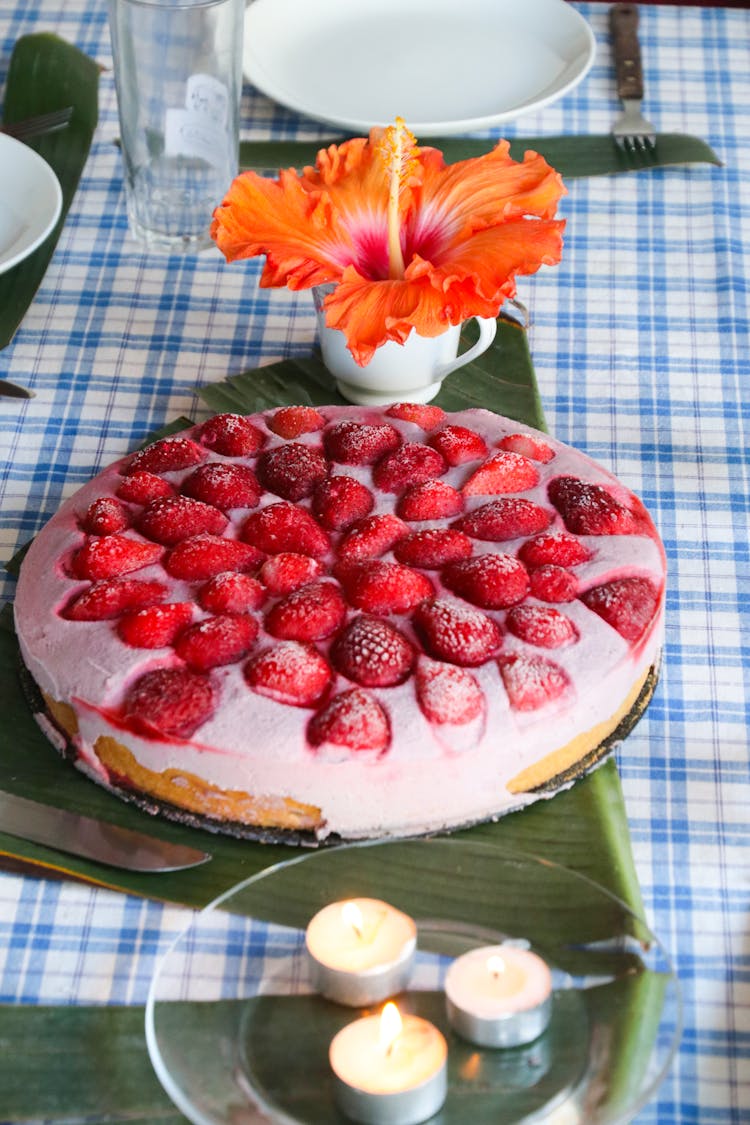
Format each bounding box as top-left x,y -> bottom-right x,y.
415,659 -> 485,725
259,553 -> 324,595
257,442 -> 328,502
199,413 -> 265,457
63,578 -> 167,621
580,576 -> 659,642
198,572 -> 266,614
518,530 -> 591,569
331,615 -> 414,687
175,613 -> 259,670
396,479 -> 464,521
505,605 -> 578,648
312,475 -> 374,531
413,597 -> 502,666
241,502 -> 330,558
267,406 -> 326,439
442,553 -> 529,609
498,433 -> 556,463
126,437 -> 205,475
429,424 -> 487,466
498,652 -> 570,711
244,641 -> 332,707
462,451 -> 539,495
372,442 -> 446,493
336,559 -> 434,615
308,689 -> 390,754
337,513 -> 410,562
181,463 -> 260,510
324,420 -> 401,465
136,495 -> 227,546
454,498 -> 551,541
117,603 -> 193,648
124,667 -> 215,737
393,528 -> 473,569
385,403 -> 446,429
265,581 -> 347,642
71,535 -> 162,580
528,565 -> 578,603
81,497 -> 130,535
116,471 -> 175,505
164,534 -> 264,580
548,476 -> 638,536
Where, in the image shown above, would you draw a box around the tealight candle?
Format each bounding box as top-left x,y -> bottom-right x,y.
330,1002 -> 448,1125
445,944 -> 552,1048
306,897 -> 416,1007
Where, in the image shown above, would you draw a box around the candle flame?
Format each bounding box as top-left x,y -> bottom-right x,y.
487,954 -> 506,978
379,1001 -> 402,1056
341,900 -> 364,939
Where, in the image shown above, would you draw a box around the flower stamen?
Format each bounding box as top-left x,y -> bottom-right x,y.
377,117 -> 419,280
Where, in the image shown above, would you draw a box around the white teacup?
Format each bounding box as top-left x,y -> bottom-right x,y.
313,287 -> 497,406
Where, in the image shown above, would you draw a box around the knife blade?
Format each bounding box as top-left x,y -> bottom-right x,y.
0,791 -> 212,872
0,378 -> 34,398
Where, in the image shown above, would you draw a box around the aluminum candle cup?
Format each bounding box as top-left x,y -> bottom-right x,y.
444,944 -> 553,1049
329,1003 -> 448,1125
108,0 -> 243,252
306,898 -> 416,1007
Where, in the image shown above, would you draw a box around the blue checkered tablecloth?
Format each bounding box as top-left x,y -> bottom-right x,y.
0,2 -> 748,1121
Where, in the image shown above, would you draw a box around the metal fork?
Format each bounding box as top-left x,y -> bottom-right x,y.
609,4 -> 655,155
0,106 -> 73,142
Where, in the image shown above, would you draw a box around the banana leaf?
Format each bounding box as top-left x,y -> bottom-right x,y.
0,969 -> 674,1124
0,33 -> 99,349
197,316 -> 545,430
239,133 -> 721,177
0,313 -> 674,1123
0,1004 -> 183,1123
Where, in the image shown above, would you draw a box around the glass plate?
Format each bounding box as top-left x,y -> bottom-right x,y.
146,839 -> 681,1124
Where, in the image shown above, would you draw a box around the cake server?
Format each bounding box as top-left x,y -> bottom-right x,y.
0,791 -> 212,872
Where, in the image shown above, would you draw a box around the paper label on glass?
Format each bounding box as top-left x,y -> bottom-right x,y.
165,74 -> 230,169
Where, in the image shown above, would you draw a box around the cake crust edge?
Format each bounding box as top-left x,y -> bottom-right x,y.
20,654 -> 660,844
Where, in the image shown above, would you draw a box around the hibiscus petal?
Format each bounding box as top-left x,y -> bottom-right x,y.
407,142 -> 566,257
211,169 -> 351,287
322,267 -> 452,365
417,218 -> 566,306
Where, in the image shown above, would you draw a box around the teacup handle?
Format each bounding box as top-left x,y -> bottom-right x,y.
436,317 -> 497,381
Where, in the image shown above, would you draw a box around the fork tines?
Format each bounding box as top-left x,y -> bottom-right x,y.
1,106 -> 74,142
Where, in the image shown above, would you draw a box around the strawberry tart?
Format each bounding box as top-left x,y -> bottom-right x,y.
14,405 -> 665,841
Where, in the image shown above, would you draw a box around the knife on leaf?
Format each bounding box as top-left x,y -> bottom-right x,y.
0,790 -> 212,871
0,378 -> 34,398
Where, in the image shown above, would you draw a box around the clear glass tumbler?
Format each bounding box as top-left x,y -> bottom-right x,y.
109,0 -> 243,253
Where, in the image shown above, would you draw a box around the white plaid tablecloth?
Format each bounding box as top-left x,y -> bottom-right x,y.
0,2 -> 748,1121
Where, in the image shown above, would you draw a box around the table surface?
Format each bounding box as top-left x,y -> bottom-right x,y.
1,2 -> 748,1122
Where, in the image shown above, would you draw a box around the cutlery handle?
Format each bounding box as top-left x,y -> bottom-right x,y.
610,3 -> 644,101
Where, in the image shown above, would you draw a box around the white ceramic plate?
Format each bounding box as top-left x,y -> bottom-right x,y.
0,134 -> 63,275
243,0 -> 596,135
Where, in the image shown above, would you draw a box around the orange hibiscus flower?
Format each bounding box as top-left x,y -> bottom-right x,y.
211,121 -> 566,366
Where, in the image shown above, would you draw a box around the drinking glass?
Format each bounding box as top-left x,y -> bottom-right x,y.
109,0 -> 243,252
